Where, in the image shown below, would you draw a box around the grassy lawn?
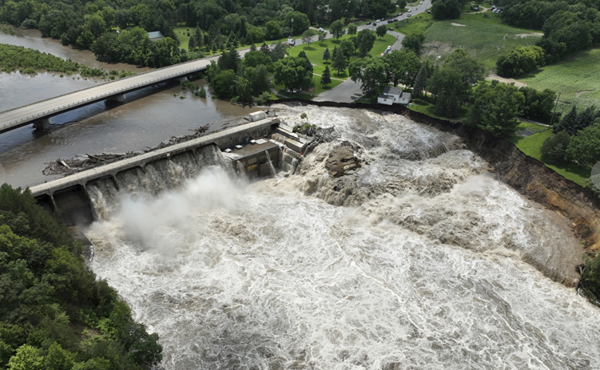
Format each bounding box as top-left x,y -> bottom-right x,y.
420,13 -> 543,70
286,33 -> 396,78
272,33 -> 397,98
517,48 -> 600,111
506,123 -> 590,185
407,97 -> 470,121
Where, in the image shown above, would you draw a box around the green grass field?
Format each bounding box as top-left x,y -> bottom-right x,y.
506,123 -> 590,185
517,48 -> 600,111
421,13 -> 543,70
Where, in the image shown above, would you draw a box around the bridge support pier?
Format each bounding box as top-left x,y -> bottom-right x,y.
107,93 -> 127,103
33,118 -> 52,131
176,76 -> 188,82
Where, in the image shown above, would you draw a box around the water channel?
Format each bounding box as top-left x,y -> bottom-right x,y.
0,29 -> 260,187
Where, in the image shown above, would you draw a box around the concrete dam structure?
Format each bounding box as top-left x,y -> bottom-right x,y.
30,113 -> 308,226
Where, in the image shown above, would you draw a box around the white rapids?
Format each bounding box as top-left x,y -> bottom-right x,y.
85,106 -> 600,370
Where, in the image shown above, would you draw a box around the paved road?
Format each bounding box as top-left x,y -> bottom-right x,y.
315,0 -> 432,102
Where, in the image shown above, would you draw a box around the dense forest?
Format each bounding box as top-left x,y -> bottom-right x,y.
0,0 -> 398,67
0,184 -> 162,369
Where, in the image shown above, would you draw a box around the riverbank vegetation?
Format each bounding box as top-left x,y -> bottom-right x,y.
0,184 -> 162,368
0,43 -> 133,79
0,0 -> 401,68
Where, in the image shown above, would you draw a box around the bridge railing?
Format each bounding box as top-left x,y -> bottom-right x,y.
1,59 -> 214,129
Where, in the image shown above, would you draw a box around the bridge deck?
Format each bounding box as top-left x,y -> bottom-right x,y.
0,56 -> 216,133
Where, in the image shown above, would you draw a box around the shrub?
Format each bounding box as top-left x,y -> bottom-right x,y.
540,131 -> 570,162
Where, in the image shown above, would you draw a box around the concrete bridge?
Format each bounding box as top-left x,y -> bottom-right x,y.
0,56 -> 216,133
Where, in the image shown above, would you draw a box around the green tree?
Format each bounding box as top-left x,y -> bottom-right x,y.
347,23 -> 358,35
580,247 -> 600,301
431,0 -> 461,20
566,123 -> 600,167
413,64 -> 428,99
555,105 -> 578,135
357,29 -> 376,57
401,32 -> 425,54
519,87 -> 556,123
321,65 -> 332,87
193,26 -> 204,48
285,11 -> 310,35
44,342 -> 75,370
349,56 -> 388,97
7,345 -> 43,370
332,47 -> 347,75
188,35 -> 196,50
273,56 -> 314,91
376,24 -> 387,38
467,81 -> 525,136
382,49 -> 421,87
427,67 -> 465,118
496,46 -> 544,78
322,47 -> 331,64
318,31 -> 327,43
330,19 -> 345,39
301,29 -> 316,45
211,69 -> 237,98
397,0 -> 407,9
265,21 -> 281,40
540,131 -> 571,162
340,39 -> 355,60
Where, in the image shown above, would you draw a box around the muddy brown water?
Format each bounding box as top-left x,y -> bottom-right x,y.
0,29 -> 260,187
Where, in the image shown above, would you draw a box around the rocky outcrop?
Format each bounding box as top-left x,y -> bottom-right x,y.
325,143 -> 362,177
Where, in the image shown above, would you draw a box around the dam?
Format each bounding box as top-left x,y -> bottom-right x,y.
30,111 -> 308,225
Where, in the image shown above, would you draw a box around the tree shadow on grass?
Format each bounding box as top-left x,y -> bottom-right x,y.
303,46 -> 317,51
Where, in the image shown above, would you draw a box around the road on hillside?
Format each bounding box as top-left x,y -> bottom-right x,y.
314,0 -> 432,102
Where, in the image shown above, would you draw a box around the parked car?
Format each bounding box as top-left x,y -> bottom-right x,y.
373,22 -> 377,26
366,21 -> 372,25
407,14 -> 412,17
318,27 -> 325,32
408,9 -> 411,12
387,20 -> 394,24
388,27 -> 394,31
427,10 -> 431,13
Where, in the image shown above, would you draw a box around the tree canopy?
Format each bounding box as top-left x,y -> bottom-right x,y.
0,184 -> 162,369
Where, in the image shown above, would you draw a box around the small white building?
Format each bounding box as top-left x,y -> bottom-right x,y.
377,86 -> 412,105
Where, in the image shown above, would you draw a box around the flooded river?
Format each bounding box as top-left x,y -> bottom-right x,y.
0,29 -> 259,187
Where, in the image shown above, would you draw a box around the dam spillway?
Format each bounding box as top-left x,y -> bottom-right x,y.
29,113 -> 303,225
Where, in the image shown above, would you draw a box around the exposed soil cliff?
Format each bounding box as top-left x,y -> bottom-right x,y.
272,99 -> 600,257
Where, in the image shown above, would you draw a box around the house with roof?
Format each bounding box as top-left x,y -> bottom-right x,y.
148,31 -> 164,42
377,86 -> 412,105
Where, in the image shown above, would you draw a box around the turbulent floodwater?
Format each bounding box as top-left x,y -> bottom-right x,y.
85,107 -> 600,369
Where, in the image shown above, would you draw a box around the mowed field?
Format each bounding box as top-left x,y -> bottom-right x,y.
517,48 -> 600,109
421,13 -> 543,70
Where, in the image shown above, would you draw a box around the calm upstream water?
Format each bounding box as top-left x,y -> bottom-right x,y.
84,106 -> 600,370
0,27 -> 260,187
